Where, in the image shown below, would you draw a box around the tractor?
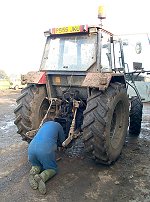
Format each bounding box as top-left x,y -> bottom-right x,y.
14,7 -> 149,165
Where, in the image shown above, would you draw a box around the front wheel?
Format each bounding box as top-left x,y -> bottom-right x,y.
82,83 -> 129,165
129,96 -> 143,136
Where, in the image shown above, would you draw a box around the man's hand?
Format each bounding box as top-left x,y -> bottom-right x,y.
58,147 -> 66,152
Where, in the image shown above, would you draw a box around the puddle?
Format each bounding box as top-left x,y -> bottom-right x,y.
10,103 -> 16,107
142,116 -> 150,122
140,122 -> 150,140
139,133 -> 150,141
126,122 -> 150,143
0,120 -> 14,130
141,122 -> 150,130
139,103 -> 150,141
142,104 -> 150,122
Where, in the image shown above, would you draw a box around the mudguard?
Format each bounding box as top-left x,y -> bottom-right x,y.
21,71 -> 46,85
82,72 -> 126,90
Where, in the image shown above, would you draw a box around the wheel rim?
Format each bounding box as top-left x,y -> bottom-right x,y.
110,100 -> 125,149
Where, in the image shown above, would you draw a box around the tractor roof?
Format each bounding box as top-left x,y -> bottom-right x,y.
44,25 -> 113,37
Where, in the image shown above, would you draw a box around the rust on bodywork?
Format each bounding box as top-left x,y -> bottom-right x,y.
82,72 -> 125,90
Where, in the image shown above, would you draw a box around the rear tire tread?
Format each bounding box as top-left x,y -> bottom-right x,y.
14,85 -> 48,141
82,83 -> 129,165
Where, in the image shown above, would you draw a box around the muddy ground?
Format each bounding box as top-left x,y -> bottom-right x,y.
0,89 -> 150,202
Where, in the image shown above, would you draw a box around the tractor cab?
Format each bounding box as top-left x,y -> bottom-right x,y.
41,25 -> 96,72
40,24 -> 125,75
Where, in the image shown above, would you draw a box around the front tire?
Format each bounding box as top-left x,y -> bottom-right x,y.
14,84 -> 49,141
82,83 -> 129,165
129,96 -> 143,136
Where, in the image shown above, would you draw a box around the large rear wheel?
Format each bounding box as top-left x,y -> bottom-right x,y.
14,84 -> 49,141
82,83 -> 129,165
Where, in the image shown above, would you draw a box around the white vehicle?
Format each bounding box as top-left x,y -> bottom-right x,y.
10,76 -> 26,90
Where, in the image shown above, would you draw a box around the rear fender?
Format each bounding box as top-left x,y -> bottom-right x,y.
82,72 -> 126,90
21,71 -> 46,85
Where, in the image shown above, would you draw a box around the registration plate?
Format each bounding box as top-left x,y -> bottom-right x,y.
51,25 -> 88,35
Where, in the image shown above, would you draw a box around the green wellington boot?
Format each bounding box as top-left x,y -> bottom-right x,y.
34,169 -> 56,194
29,166 -> 41,190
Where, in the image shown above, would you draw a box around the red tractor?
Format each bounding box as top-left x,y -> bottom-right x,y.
14,9 -> 147,164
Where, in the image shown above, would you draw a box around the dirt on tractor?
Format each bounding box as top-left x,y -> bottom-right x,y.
0,89 -> 150,202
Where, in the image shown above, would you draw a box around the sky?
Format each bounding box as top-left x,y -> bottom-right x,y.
0,0 -> 150,75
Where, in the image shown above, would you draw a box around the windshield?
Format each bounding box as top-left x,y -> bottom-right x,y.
41,34 -> 97,71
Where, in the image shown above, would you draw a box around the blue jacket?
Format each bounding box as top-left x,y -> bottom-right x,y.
28,121 -> 65,170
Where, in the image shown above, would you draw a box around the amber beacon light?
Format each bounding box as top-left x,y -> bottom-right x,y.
98,5 -> 106,19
